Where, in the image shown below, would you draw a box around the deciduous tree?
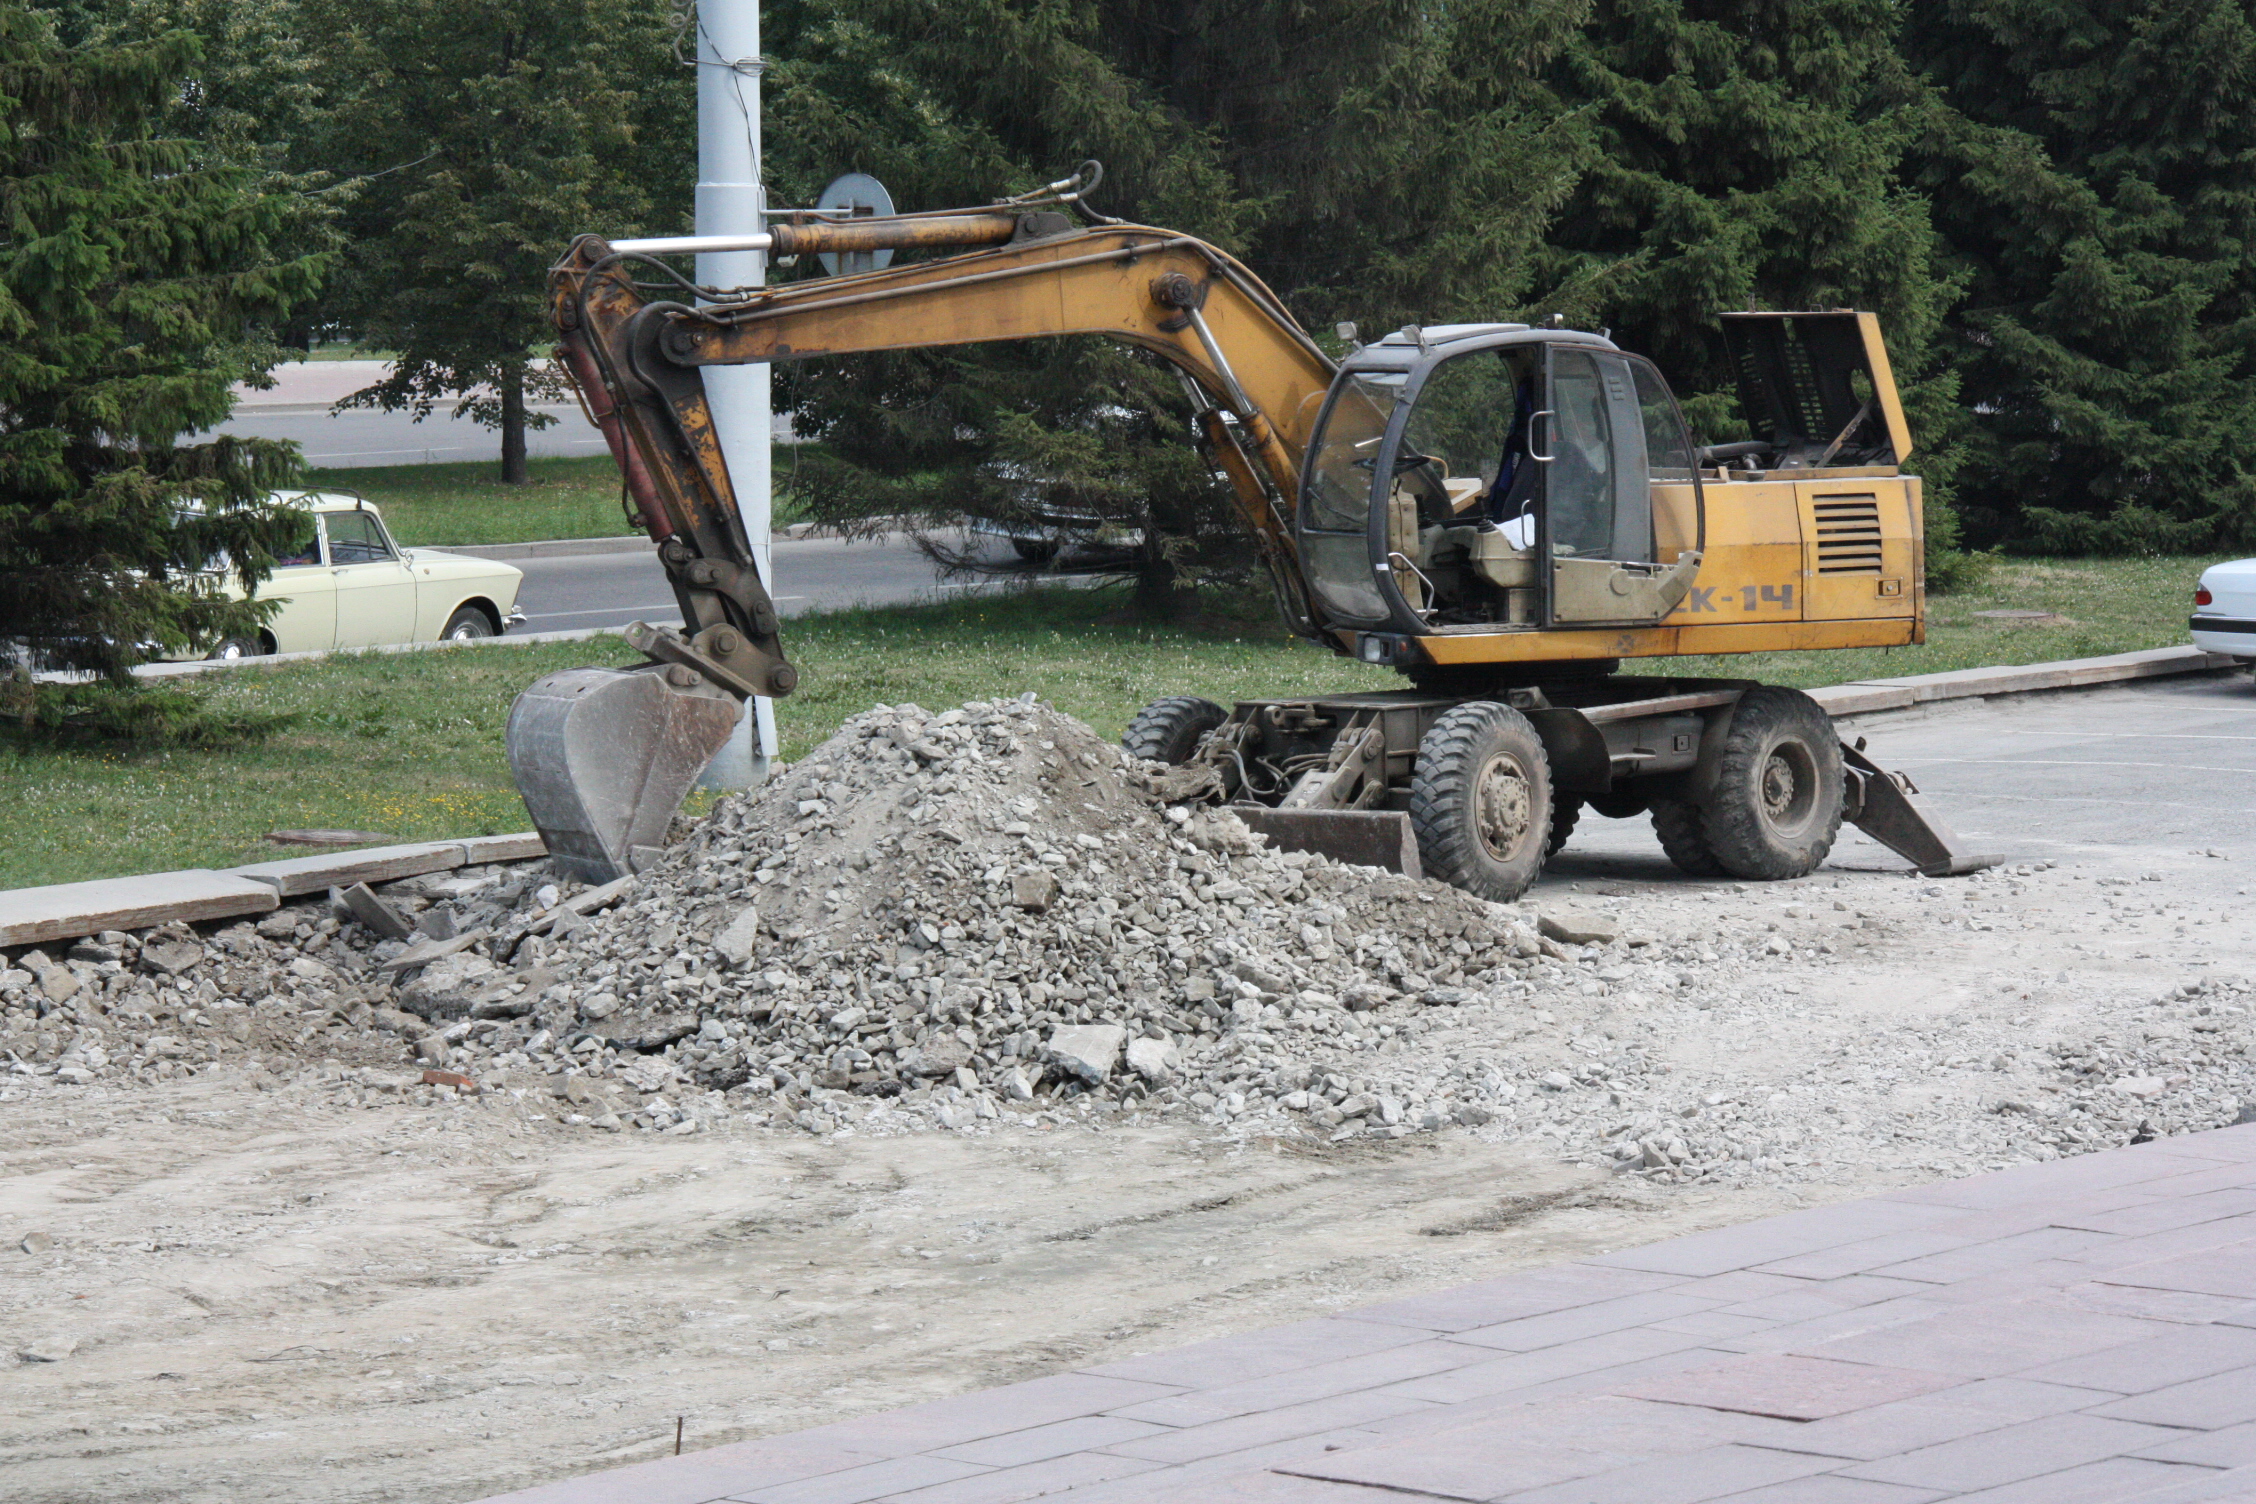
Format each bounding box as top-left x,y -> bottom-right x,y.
298,0 -> 682,482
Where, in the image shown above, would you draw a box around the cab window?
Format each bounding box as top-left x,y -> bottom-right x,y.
323,509 -> 395,564
1546,349 -> 1617,557
1632,361 -> 1697,481
273,515 -> 321,568
1301,374 -> 1397,533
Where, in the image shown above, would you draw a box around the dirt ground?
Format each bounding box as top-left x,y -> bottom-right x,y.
6,690 -> 2255,1504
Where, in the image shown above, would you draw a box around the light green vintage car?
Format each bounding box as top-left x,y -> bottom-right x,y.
202,492 -> 526,659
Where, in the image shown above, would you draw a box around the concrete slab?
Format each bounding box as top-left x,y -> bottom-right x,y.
0,869 -> 280,946
463,1125 -> 2256,1504
227,840 -> 468,897
1849,645 -> 2238,701
1807,684 -> 1922,716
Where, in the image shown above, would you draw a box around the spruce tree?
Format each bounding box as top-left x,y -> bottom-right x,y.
0,9 -> 325,683
1538,0 -> 1956,443
1908,0 -> 2256,549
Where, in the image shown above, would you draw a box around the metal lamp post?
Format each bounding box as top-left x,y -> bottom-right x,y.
693,0 -> 777,788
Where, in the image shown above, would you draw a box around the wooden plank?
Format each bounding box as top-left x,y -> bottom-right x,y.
0,871 -> 278,947
459,832 -> 547,865
229,841 -> 468,898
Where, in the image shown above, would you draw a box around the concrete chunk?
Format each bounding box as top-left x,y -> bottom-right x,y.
1012,870 -> 1061,911
1048,1024 -> 1127,1084
377,930 -> 490,972
1126,1036 -> 1179,1084
337,882 -> 414,942
230,842 -> 467,898
1538,911 -> 1620,946
714,905 -> 762,967
0,870 -> 278,947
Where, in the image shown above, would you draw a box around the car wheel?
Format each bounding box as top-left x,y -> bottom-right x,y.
442,607 -> 496,641
1010,536 -> 1061,564
1548,791 -> 1581,856
205,636 -> 266,661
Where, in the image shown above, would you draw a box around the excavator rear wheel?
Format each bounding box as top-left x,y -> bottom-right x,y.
1410,701 -> 1551,902
1122,695 -> 1228,765
1697,687 -> 1844,879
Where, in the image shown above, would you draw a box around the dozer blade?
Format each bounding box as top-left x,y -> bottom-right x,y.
1842,744 -> 1998,877
1232,806 -> 1423,879
506,663 -> 742,884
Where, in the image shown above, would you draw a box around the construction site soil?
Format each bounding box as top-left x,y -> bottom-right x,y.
4,695 -> 2251,1503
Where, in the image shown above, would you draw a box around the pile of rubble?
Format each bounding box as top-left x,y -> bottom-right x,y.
477,693 -> 1564,1134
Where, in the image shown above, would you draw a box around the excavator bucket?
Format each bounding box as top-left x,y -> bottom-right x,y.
1842,743 -> 1997,877
506,661 -> 742,883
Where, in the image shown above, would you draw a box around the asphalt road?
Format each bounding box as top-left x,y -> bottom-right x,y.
1551,670 -> 2256,881
213,403 -> 613,468
209,358 -> 799,468
457,531 -> 1081,633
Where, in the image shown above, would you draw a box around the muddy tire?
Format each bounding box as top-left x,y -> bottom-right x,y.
1548,792 -> 1582,856
1122,695 -> 1227,765
1698,687 -> 1843,879
1410,701 -> 1551,902
1650,798 -> 1726,877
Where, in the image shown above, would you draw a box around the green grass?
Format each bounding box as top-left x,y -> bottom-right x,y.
302,342 -> 396,362
304,456 -> 646,546
0,556 -> 2228,889
306,454 -> 818,547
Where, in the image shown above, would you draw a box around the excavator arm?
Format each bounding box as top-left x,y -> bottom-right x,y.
519,200 -> 1341,880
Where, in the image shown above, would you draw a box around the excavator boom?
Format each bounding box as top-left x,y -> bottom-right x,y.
520,199 -> 1341,880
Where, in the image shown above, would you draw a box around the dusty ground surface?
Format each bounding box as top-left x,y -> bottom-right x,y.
4,677 -> 2255,1503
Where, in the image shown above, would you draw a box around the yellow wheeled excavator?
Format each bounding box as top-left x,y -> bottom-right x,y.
510,165 -> 1989,898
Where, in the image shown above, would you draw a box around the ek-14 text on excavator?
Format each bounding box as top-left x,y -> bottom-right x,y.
507,164 -> 1991,899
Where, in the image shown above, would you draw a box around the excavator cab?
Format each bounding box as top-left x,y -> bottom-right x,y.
1297,328 -> 1705,638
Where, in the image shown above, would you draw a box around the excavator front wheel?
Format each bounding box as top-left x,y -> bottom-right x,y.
1410,701 -> 1552,902
1123,695 -> 1228,764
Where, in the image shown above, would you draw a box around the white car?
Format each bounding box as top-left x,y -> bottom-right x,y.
2191,560 -> 2256,661
201,492 -> 526,658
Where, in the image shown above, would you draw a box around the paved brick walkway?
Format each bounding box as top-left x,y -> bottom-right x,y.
482,1126 -> 2256,1504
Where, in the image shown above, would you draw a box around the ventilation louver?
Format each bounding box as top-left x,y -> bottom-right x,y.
1813,495 -> 1883,573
